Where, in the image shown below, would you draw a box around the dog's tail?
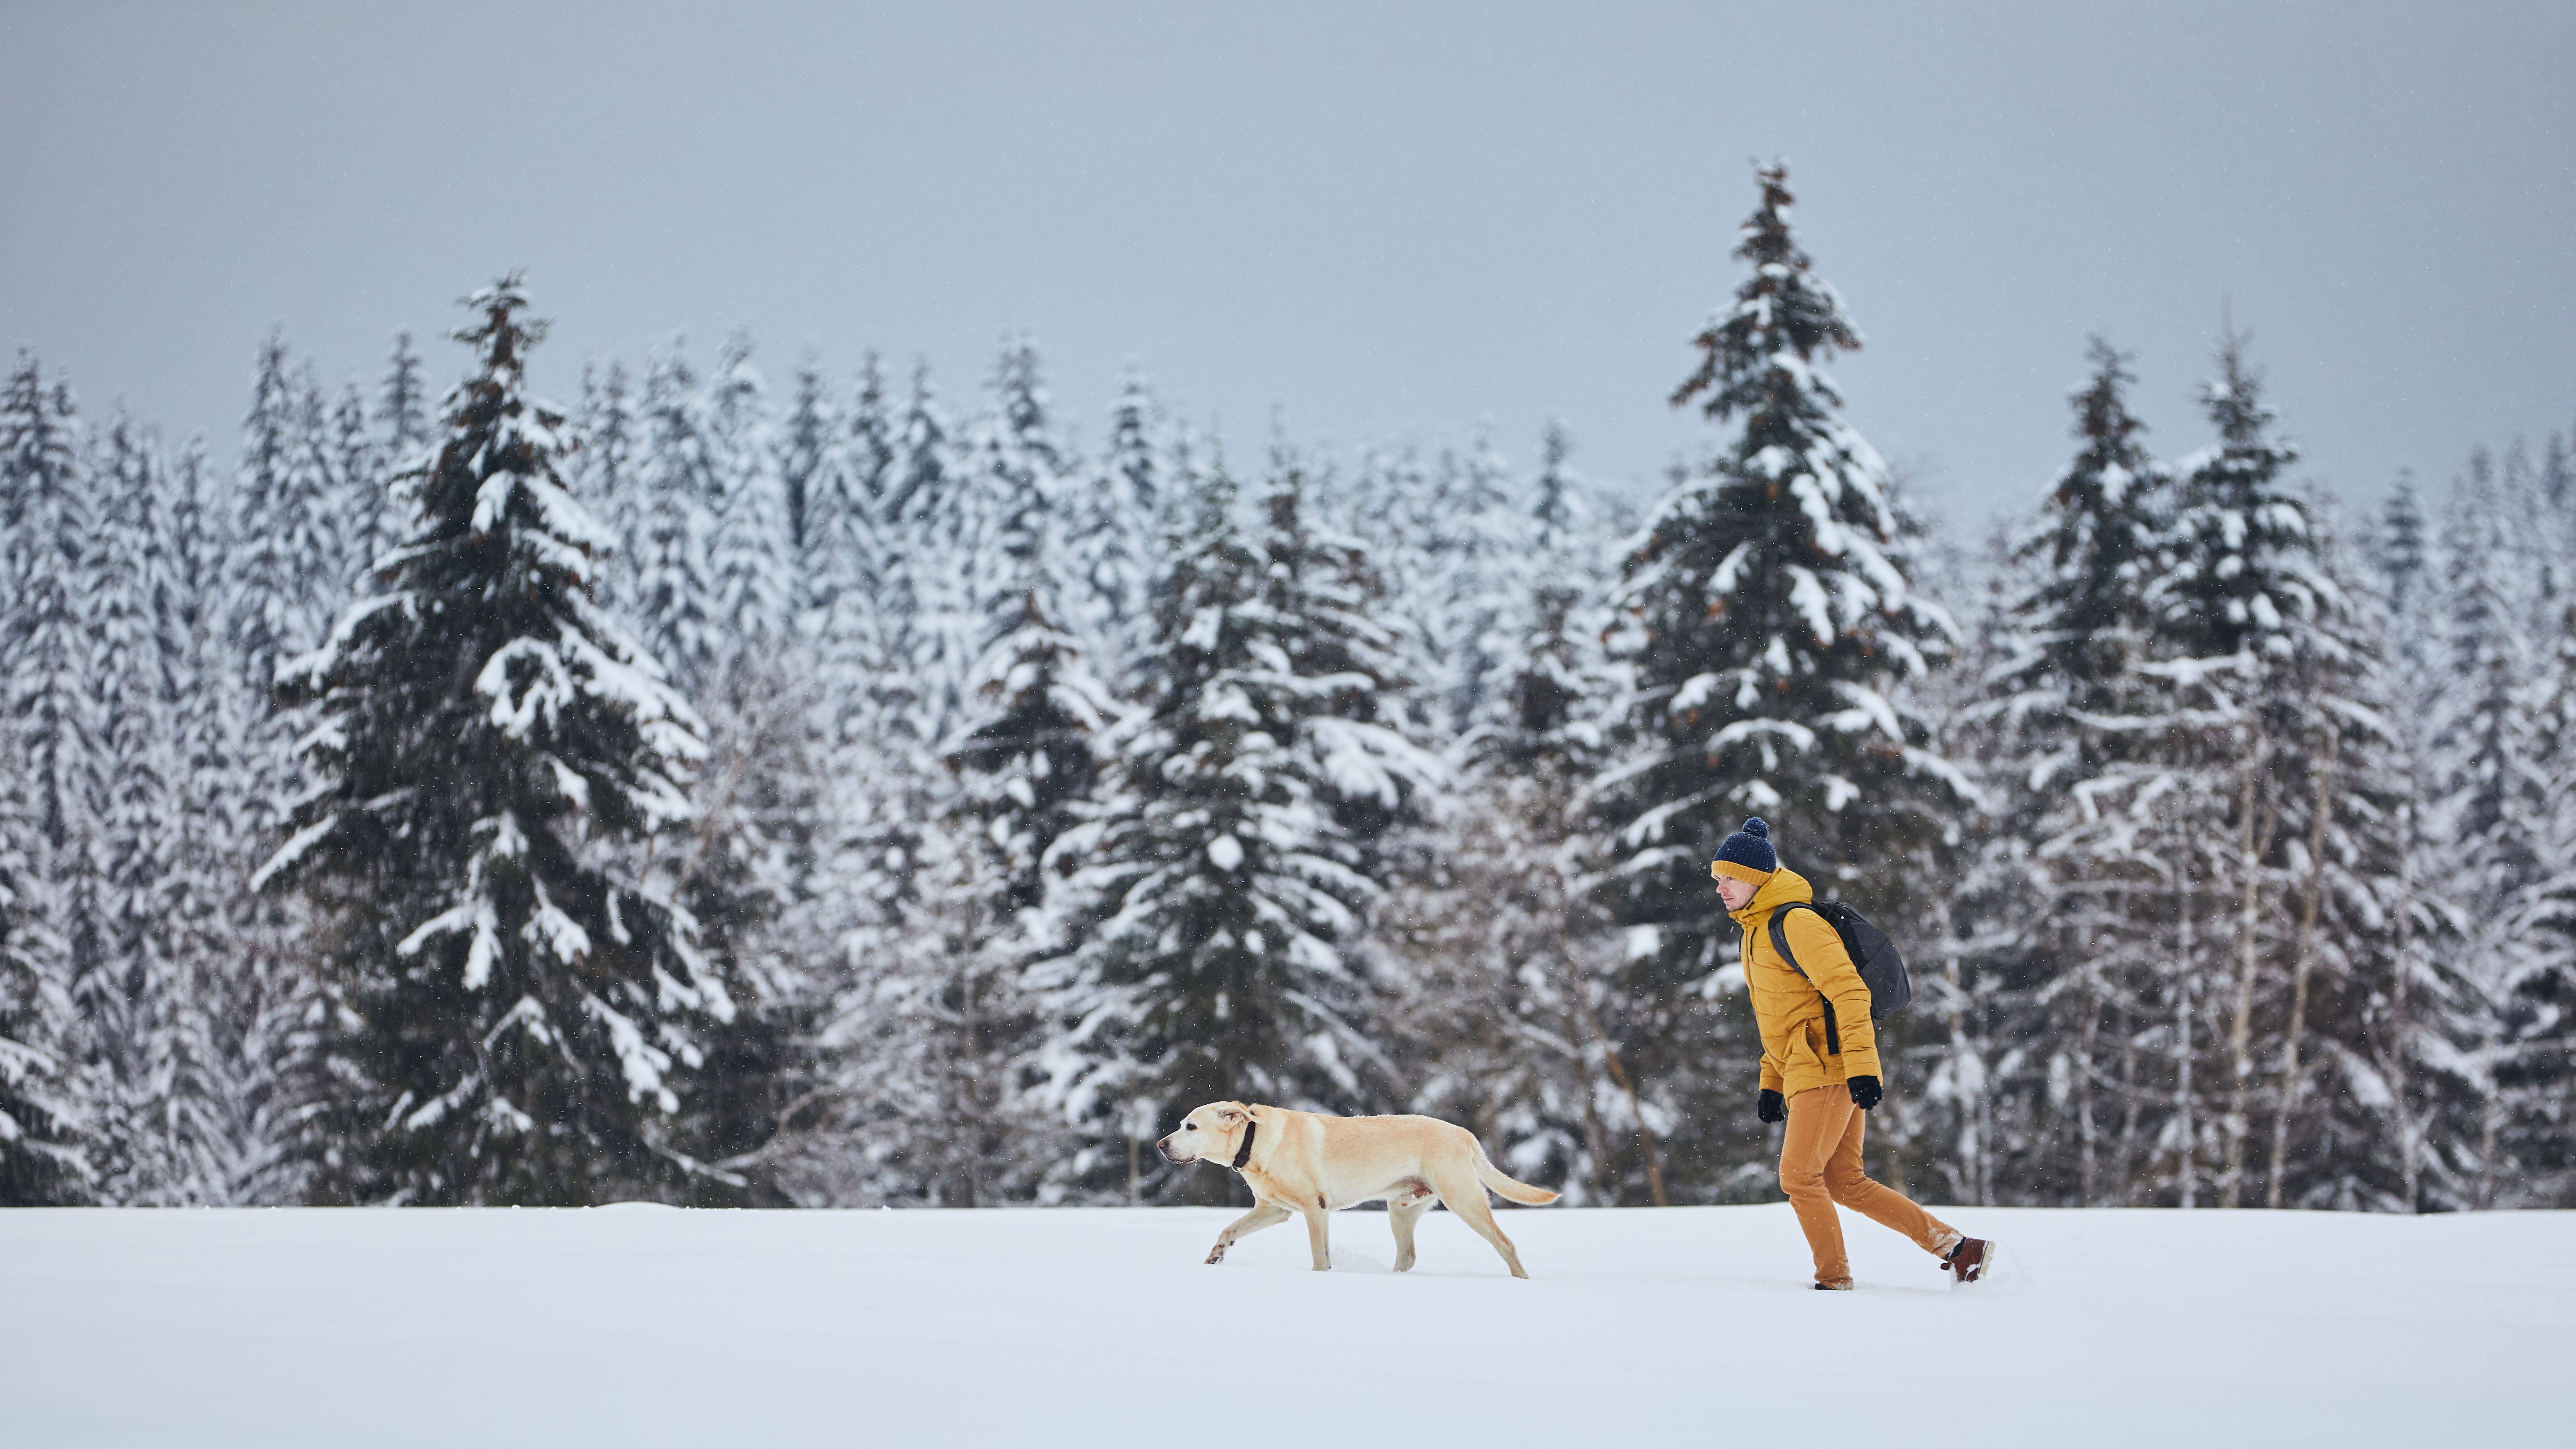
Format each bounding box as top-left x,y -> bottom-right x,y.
1475,1146 -> 1561,1206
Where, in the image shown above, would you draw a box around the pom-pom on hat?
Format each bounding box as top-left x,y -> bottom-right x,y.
1710,817 -> 1778,886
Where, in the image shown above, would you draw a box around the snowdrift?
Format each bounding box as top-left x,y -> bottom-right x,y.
3,1203 -> 2565,1446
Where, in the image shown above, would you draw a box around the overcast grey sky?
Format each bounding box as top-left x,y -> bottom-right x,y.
4,0 -> 2571,526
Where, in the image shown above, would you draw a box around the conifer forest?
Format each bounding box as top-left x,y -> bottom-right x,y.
7,165 -> 2574,1214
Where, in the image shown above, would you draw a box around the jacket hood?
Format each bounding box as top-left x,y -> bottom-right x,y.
1728,864 -> 1816,931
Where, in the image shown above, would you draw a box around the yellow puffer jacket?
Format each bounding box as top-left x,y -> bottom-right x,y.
1728,866 -> 1882,1097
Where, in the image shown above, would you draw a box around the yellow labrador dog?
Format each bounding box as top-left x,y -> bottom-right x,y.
1156,1101 -> 1558,1278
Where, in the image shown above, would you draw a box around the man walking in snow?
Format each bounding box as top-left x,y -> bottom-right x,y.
1709,817 -> 1994,1290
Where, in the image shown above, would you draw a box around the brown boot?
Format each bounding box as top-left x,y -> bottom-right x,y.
1940,1236 -> 1994,1285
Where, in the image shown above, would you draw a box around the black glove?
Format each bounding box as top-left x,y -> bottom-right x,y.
1846,1075 -> 1883,1110
1757,1089 -> 1786,1125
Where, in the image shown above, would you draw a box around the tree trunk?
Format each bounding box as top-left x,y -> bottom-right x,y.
2077,955 -> 2103,1208
2476,1020 -> 2504,1210
2220,745 -> 2277,1209
1578,993 -> 1666,1207
1542,956 -> 1616,1206
2176,866 -> 2198,1210
1936,889 -> 1988,1205
2115,987 -> 2141,1206
2387,802 -> 2422,1213
2266,724 -> 2338,1208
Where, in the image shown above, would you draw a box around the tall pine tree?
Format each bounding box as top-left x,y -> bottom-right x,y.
264,279 -> 738,1204
1597,163 -> 1965,1201
0,352 -> 92,1202
1041,449 -> 1426,1201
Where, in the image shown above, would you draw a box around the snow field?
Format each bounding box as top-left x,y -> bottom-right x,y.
3,1204 -> 2568,1447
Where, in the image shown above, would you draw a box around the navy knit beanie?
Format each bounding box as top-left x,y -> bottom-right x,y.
1710,817 -> 1777,884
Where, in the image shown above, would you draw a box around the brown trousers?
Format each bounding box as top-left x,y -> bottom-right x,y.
1779,1083 -> 1956,1285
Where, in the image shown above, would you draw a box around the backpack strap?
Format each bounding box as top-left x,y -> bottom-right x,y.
1765,902 -> 1818,981
1765,903 -> 1840,1057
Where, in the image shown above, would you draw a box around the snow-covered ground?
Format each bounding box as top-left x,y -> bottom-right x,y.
3,1203 -> 2566,1446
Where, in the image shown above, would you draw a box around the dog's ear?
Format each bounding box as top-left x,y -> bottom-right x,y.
1216,1105 -> 1242,1122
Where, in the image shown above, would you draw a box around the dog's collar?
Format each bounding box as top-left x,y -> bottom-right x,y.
1230,1117 -> 1258,1171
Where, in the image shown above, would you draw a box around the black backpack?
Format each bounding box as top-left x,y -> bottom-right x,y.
1764,901 -> 1913,1053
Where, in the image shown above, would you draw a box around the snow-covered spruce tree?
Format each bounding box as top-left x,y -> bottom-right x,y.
703,334 -> 794,655
2430,447 -> 2552,1205
2364,476 -> 2485,1211
1496,422 -> 1621,765
779,361 -> 832,559
2506,593 -> 2576,1203
1379,420 -> 1634,1204
830,342 -> 1097,1206
1377,752 -> 1625,1204
792,354 -> 903,762
1254,442 -> 1434,890
328,381 -> 383,596
133,425 -> 319,1207
946,366 -> 1105,922
899,342 -> 1065,752
691,336 -> 815,896
1,355 -> 102,956
788,357 -> 931,1206
857,344 -> 1061,841
376,331 -> 432,473
803,381 -> 899,752
2376,476 -> 2433,638
2150,338 -> 2328,670
1062,373 -> 1166,677
263,279 -> 742,1205
225,337 -> 344,837
2509,442 -> 2576,1206
1418,434 -> 1527,749
883,360 -> 955,531
2498,440 -> 2557,607
80,412 -> 182,1199
882,361 -> 965,746
202,338 -> 355,1199
1596,163 -> 1965,1203
567,363 -> 640,606
627,342 -> 724,699
2242,496 -> 2420,1212
2124,332 -> 2387,1210
780,354 -> 896,576
3,357 -> 116,1183
1866,520 -> 2035,1208
1999,339 -> 2172,752
0,353 -> 92,1203
2098,338 -> 2279,1209
843,352 -> 897,527
0,719 -> 86,1204
1040,449 -> 1424,1203
368,332 -> 434,580
1359,432 -> 1525,755
86,409 -> 303,1206
677,334 -> 820,1203
793,749 -> 939,1207
2545,430 -> 2574,515
1976,340 -> 2177,1204
841,592 -> 1108,1209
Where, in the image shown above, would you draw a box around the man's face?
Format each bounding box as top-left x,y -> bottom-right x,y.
1713,869 -> 1759,911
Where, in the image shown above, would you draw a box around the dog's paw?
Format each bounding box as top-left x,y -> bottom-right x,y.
1205,1243 -> 1229,1265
